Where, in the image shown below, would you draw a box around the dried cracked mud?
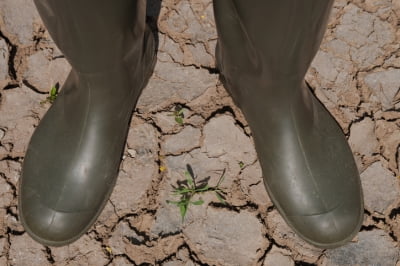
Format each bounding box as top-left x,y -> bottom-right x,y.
0,0 -> 400,265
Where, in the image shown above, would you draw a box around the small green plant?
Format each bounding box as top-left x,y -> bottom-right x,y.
166,165 -> 226,222
238,161 -> 245,169
172,104 -> 184,125
41,85 -> 58,104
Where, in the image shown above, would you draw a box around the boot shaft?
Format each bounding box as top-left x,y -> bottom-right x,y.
34,0 -> 147,73
214,0 -> 334,81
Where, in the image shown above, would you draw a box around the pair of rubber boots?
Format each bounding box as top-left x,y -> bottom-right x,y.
19,0 -> 364,248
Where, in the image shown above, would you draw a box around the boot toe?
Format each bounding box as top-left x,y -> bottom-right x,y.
288,201 -> 363,248
20,191 -> 95,246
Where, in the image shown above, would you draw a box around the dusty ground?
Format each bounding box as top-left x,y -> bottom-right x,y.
0,0 -> 400,265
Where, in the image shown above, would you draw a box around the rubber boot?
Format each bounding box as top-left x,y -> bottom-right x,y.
213,1 -> 363,248
18,0 -> 156,246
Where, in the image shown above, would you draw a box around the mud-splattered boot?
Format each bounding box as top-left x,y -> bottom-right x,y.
213,0 -> 363,248
19,0 -> 156,246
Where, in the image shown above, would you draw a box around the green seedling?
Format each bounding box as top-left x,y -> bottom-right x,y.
172,104 -> 184,125
166,164 -> 226,222
41,86 -> 59,104
238,161 -> 245,169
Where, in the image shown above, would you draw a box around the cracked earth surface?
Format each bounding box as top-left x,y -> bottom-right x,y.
0,0 -> 400,265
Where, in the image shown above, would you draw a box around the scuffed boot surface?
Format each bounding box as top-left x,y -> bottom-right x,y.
18,0 -> 156,246
213,0 -> 365,248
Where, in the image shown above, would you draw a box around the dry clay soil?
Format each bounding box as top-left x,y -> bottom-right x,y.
0,0 -> 400,265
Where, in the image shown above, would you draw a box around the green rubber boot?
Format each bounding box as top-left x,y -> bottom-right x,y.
19,0 -> 156,246
213,0 -> 363,248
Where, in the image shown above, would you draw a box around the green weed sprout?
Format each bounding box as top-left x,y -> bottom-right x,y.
171,104 -> 184,125
41,86 -> 58,104
166,165 -> 226,222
